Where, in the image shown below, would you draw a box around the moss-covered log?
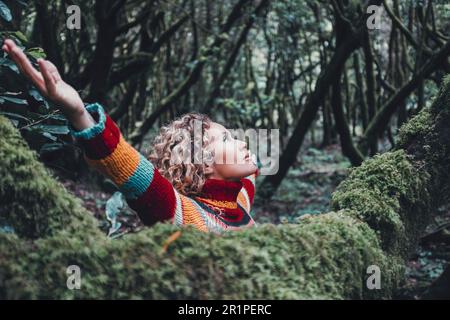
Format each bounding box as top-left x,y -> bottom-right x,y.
0,76 -> 449,299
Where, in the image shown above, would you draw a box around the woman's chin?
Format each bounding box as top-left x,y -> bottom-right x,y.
242,163 -> 258,176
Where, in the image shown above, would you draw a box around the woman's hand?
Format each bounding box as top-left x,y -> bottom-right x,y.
2,38 -> 95,130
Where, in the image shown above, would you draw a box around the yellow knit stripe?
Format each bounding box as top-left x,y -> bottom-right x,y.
85,135 -> 140,187
180,195 -> 208,232
195,197 -> 238,209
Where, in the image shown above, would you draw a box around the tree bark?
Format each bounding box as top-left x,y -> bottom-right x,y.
358,40 -> 450,155
331,69 -> 364,166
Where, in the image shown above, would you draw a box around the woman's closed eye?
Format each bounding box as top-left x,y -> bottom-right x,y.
222,132 -> 231,142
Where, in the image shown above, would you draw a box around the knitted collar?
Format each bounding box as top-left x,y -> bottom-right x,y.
196,178 -> 243,210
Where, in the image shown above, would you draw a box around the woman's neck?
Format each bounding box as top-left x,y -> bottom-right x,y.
198,178 -> 243,202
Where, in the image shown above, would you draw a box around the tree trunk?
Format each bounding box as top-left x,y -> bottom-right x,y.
260,26 -> 362,196
331,70 -> 364,166
358,40 -> 450,155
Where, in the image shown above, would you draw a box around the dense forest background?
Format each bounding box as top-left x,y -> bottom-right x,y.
1,0 -> 450,298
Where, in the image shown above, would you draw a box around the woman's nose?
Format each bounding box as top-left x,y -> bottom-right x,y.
238,139 -> 247,150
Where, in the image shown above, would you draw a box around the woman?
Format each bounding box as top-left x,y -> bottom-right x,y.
2,39 -> 259,234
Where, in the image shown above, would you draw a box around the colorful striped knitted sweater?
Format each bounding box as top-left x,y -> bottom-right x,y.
69,103 -> 258,234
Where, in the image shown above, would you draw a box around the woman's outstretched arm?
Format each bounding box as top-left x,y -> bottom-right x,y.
2,39 -> 177,226
70,103 -> 178,225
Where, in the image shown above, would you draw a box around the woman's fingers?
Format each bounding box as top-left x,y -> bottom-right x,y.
38,59 -> 57,95
3,39 -> 46,93
42,59 -> 62,82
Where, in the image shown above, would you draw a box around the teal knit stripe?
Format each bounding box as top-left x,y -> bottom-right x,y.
69,103 -> 106,139
119,153 -> 155,199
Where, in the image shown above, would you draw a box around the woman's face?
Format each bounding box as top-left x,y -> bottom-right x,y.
205,122 -> 258,180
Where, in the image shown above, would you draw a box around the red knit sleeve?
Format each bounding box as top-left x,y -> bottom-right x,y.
69,103 -> 177,226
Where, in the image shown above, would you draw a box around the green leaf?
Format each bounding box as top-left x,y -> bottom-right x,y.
0,95 -> 27,104
39,142 -> 65,154
14,0 -> 28,7
0,57 -> 19,73
0,111 -> 31,125
47,113 -> 68,122
105,192 -> 124,238
33,124 -> 70,135
42,131 -> 57,141
12,31 -> 27,43
0,1 -> 12,22
28,88 -> 49,108
26,47 -> 46,59
0,31 -> 27,46
29,88 -> 44,101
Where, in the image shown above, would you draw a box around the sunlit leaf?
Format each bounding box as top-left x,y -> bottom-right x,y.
26,47 -> 47,59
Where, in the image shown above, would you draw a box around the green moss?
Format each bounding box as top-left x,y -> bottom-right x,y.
0,117 -> 101,239
0,233 -> 37,299
396,75 -> 450,200
432,74 -> 450,114
331,150 -> 431,257
0,211 -> 399,299
397,106 -> 434,147
398,75 -> 450,150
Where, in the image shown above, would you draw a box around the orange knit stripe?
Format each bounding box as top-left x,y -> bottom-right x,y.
85,135 -> 140,186
180,195 -> 208,232
237,192 -> 249,212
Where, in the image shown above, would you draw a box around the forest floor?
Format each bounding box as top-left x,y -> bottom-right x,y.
57,142 -> 450,299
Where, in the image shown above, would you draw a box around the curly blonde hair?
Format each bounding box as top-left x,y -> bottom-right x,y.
148,112 -> 215,197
